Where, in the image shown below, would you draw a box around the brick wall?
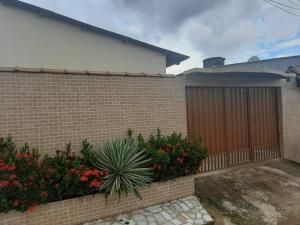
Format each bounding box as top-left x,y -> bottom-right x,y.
281,79 -> 300,163
0,70 -> 187,155
0,175 -> 195,225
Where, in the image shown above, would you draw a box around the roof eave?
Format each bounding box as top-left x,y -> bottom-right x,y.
181,67 -> 288,79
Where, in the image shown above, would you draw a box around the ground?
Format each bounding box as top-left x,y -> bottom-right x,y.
195,160 -> 300,225
84,196 -> 213,225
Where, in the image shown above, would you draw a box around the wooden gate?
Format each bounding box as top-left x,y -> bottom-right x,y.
186,87 -> 280,172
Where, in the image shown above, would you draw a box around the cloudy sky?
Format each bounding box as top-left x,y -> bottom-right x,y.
22,0 -> 300,74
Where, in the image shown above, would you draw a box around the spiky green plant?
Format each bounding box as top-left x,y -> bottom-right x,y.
95,139 -> 152,200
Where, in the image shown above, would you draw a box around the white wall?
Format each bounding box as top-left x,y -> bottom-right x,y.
0,5 -> 166,74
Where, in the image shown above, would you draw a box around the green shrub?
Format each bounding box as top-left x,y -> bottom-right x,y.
95,139 -> 152,200
41,141 -> 103,202
129,129 -> 208,181
0,129 -> 205,214
0,136 -> 45,213
0,137 -> 105,213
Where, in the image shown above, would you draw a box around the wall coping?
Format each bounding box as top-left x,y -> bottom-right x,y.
0,67 -> 177,78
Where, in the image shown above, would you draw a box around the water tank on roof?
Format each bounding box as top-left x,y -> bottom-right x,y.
248,56 -> 260,62
203,57 -> 225,68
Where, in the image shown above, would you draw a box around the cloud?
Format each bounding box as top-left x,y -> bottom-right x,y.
275,38 -> 300,49
22,0 -> 300,74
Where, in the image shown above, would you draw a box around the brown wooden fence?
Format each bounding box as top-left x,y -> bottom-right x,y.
186,87 -> 280,172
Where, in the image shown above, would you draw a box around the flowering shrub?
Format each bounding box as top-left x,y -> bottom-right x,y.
128,129 -> 208,181
0,137 -> 105,213
0,129 -> 207,214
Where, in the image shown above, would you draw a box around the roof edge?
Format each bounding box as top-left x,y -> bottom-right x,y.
181,67 -> 288,79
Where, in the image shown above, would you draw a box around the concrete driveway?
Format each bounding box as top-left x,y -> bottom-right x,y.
195,160 -> 300,225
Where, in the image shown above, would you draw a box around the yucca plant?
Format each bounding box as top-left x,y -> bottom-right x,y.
95,139 -> 152,201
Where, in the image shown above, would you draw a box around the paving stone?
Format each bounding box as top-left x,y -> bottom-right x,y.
161,211 -> 173,220
136,220 -> 147,225
85,196 -> 213,225
153,213 -> 167,223
186,219 -> 194,224
179,203 -> 189,211
171,219 -> 182,225
189,208 -> 199,213
150,207 -> 163,213
184,200 -> 194,209
163,222 -> 174,225
194,219 -> 205,224
196,213 -> 202,219
167,209 -> 174,214
187,213 -> 196,219
200,209 -> 207,215
146,205 -> 161,211
180,213 -> 189,219
146,216 -> 156,222
203,215 -> 213,223
125,220 -> 136,225
173,205 -> 183,212
117,215 -> 128,222
132,215 -> 146,221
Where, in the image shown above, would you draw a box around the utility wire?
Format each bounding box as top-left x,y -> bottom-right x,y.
288,0 -> 300,6
263,0 -> 300,18
266,0 -> 300,10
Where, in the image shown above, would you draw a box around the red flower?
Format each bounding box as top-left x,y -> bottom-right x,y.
67,153 -> 73,159
82,170 -> 93,177
15,153 -> 22,159
0,164 -> 16,171
104,170 -> 109,176
16,153 -> 32,159
9,165 -> 16,171
26,181 -> 33,187
79,164 -> 85,169
41,191 -> 48,198
92,169 -> 100,177
89,179 -> 101,188
13,200 -> 21,207
69,168 -> 76,173
184,169 -> 190,175
176,157 -> 184,164
27,206 -> 35,213
9,174 -> 17,180
12,180 -> 20,187
80,176 -> 88,182
152,163 -> 161,170
0,181 -> 9,188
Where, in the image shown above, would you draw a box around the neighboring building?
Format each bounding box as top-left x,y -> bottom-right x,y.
221,55 -> 300,72
181,56 -> 300,166
0,0 -> 188,74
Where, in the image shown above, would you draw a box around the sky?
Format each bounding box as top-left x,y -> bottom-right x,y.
22,0 -> 300,74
